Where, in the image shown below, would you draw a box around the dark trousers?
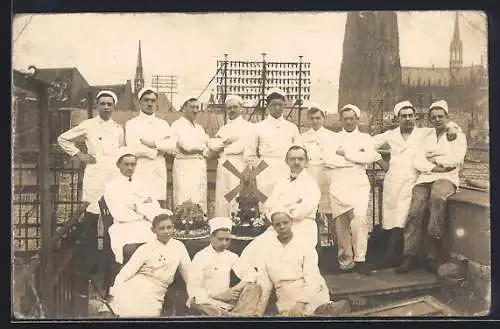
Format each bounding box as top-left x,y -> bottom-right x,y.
82,212 -> 99,270
403,180 -> 456,257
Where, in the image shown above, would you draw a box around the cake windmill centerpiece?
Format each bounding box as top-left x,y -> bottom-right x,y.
173,200 -> 210,239
223,160 -> 271,238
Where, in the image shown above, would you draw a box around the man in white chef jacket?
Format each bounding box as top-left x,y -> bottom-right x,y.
125,87 -> 177,206
207,95 -> 255,217
372,100 -> 460,268
57,90 -> 124,265
396,100 -> 467,274
171,97 -> 210,214
324,104 -> 381,276
187,217 -> 262,316
296,103 -> 337,254
255,209 -> 351,317
244,88 -> 300,202
240,145 -> 321,271
104,150 -> 172,265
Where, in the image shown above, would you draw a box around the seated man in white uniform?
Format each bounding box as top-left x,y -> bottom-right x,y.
240,145 -> 321,269
104,150 -> 172,265
108,213 -> 191,317
187,217 -> 262,317
256,209 -> 351,317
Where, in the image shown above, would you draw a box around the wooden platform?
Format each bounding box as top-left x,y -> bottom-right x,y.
326,268 -> 439,299
347,296 -> 460,317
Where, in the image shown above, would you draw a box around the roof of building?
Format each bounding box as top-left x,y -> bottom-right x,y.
402,64 -> 486,87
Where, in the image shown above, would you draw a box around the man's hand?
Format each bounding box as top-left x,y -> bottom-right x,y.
288,302 -> 308,316
446,126 -> 458,142
212,289 -> 239,304
431,165 -> 456,173
140,138 -> 156,149
427,156 -> 439,165
143,197 -> 153,204
77,152 -> 96,164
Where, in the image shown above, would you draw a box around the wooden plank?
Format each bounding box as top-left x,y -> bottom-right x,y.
348,296 -> 460,317
326,268 -> 438,298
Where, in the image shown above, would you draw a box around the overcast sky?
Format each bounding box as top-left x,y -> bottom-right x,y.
12,11 -> 487,112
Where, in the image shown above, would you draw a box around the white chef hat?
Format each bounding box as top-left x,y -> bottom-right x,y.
137,86 -> 157,100
266,87 -> 286,101
338,104 -> 361,118
224,94 -> 244,106
96,90 -> 118,105
307,101 -> 327,116
429,100 -> 449,114
115,147 -> 136,165
269,208 -> 292,221
209,217 -> 233,234
393,100 -> 416,116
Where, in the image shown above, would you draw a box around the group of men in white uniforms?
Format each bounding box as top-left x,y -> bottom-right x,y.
57,85 -> 467,317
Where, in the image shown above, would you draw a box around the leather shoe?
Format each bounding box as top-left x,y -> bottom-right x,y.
395,255 -> 419,274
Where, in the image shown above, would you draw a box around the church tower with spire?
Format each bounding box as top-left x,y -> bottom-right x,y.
134,40 -> 145,97
450,11 -> 463,78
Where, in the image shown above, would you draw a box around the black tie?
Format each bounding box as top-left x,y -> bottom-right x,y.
290,176 -> 296,182
128,177 -> 132,182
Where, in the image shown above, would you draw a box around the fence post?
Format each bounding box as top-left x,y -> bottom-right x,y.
37,82 -> 54,316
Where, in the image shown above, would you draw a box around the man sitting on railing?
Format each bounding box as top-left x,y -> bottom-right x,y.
104,149 -> 172,265
396,100 -> 467,274
108,214 -> 191,317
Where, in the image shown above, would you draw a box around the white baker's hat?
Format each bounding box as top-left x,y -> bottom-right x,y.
224,94 -> 244,106
338,104 -> 361,118
429,100 -> 449,114
209,217 -> 233,234
137,86 -> 157,100
96,90 -> 118,105
268,207 -> 292,221
307,101 -> 327,116
393,100 -> 415,116
266,87 -> 286,100
115,147 -> 136,165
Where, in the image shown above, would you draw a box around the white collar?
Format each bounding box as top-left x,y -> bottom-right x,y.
228,115 -> 243,124
308,126 -> 325,134
139,110 -> 156,120
180,115 -> 197,127
267,115 -> 284,123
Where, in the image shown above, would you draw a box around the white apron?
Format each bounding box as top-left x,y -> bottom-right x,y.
214,155 -> 246,217
255,157 -> 290,202
172,157 -> 208,213
109,220 -> 155,264
134,157 -> 167,201
276,278 -> 329,315
110,274 -> 166,317
382,168 -> 418,229
329,167 -> 371,221
83,154 -> 120,214
306,164 -> 332,214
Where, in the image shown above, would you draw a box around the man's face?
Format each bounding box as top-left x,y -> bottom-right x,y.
271,213 -> 293,238
210,229 -> 232,252
140,92 -> 157,115
398,108 -> 416,131
268,97 -> 285,118
118,155 -> 137,178
286,148 -> 308,175
309,110 -> 325,130
225,99 -> 242,120
184,100 -> 201,122
152,219 -> 175,244
340,109 -> 358,132
429,108 -> 449,130
96,96 -> 115,121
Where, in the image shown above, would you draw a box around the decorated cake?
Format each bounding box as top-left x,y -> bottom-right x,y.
173,200 -> 210,239
230,195 -> 270,238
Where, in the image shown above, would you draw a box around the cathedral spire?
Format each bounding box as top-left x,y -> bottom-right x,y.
134,40 -> 144,96
450,11 -> 463,75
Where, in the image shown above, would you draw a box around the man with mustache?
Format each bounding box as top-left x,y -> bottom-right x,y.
125,87 -> 177,207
